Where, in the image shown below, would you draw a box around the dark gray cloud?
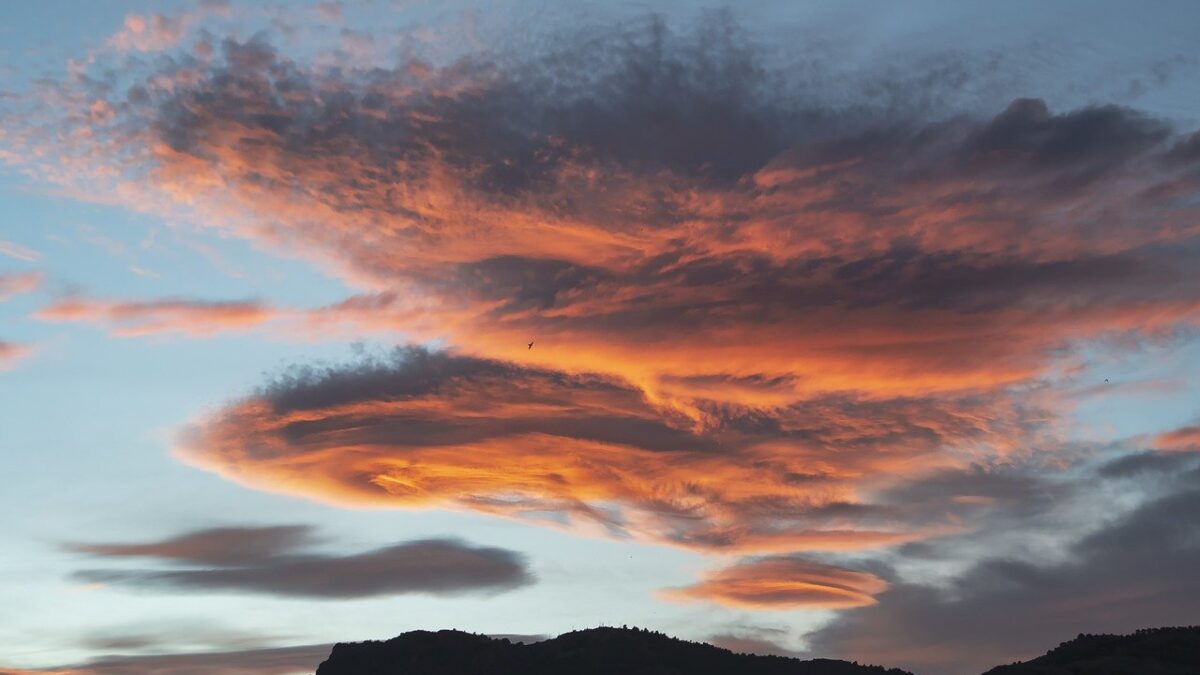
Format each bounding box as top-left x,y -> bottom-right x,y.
255,346 -> 715,453
70,526 -> 533,599
68,525 -> 315,566
873,463 -> 1066,527
805,454 -> 1200,675
1096,449 -> 1197,478
964,98 -> 1170,181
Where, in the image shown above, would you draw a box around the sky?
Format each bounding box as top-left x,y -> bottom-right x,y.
0,1 -> 1199,674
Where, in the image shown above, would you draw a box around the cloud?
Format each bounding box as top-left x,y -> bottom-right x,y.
68,525 -> 533,599
5,14 -> 1198,388
124,69 -> 1200,395
36,296 -> 276,337
0,341 -> 33,370
1153,424 -> 1200,452
3,6 -> 1200,643
662,557 -> 888,609
107,13 -> 193,53
67,525 -> 316,566
6,16 -> 1197,397
0,272 -> 42,301
78,621 -> 288,653
0,643 -> 330,675
0,282 -> 57,368
176,347 -> 1045,553
486,634 -> 548,645
315,1 -> 343,23
707,633 -> 804,658
30,291 -> 426,340
803,453 -> 1200,675
0,239 -> 40,262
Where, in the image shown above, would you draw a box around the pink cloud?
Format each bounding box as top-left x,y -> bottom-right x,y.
107,13 -> 192,53
0,341 -> 33,370
0,272 -> 42,301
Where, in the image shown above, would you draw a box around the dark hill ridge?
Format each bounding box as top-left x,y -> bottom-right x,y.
982,626 -> 1200,675
314,625 -> 1200,675
314,626 -> 912,675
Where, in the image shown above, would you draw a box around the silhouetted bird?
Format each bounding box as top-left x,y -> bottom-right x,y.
1105,378 -> 1109,383
528,341 -> 534,350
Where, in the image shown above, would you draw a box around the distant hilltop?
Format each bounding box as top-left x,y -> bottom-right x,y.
315,625 -> 1200,675
314,626 -> 911,675
983,626 -> 1200,675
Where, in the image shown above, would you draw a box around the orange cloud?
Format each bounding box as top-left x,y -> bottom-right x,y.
32,40 -> 1191,406
35,296 -> 276,337
6,15 -> 1200,568
1154,425 -> 1200,452
176,348 -> 1040,553
29,292 -> 438,341
661,557 -> 889,609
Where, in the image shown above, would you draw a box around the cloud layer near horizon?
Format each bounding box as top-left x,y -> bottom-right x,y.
0,643 -> 331,675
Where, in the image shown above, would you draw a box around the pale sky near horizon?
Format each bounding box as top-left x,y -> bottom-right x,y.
2,2 -> 1199,675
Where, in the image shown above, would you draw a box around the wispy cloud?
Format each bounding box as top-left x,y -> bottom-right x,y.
0,642 -> 330,675
36,296 -> 276,337
30,291 -> 426,339
0,239 -> 39,262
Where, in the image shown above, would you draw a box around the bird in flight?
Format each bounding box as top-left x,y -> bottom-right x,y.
528,341 -> 534,350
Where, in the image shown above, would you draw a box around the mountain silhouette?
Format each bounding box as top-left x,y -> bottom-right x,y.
982,626 -> 1200,674
314,625 -> 1200,674
314,626 -> 911,675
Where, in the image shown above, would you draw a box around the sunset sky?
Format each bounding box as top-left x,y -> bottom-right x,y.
1,2 -> 1199,674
